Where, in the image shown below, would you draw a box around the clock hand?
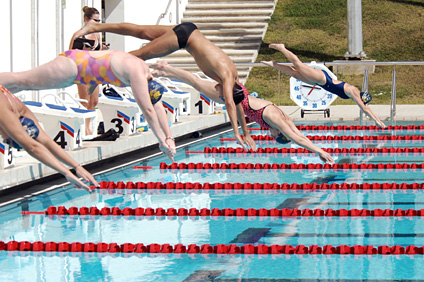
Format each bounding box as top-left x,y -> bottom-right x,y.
307,85 -> 316,96
301,84 -> 322,90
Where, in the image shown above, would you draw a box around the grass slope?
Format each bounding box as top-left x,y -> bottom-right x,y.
246,0 -> 424,105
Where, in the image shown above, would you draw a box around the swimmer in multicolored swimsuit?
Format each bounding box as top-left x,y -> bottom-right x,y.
0,85 -> 98,191
0,49 -> 176,161
262,44 -> 386,128
151,60 -> 335,163
71,20 -> 256,151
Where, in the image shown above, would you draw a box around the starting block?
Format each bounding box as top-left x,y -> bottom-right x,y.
0,142 -> 14,169
156,77 -> 191,116
161,99 -> 178,123
97,86 -> 140,136
23,101 -> 95,151
191,92 -> 215,115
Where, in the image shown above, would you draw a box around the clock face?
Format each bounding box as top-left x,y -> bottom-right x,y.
289,62 -> 338,110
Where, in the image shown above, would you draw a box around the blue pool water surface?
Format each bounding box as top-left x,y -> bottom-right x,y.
1,121 -> 424,281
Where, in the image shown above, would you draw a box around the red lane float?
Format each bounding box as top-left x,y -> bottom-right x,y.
159,162 -> 424,171
95,181 -> 424,190
221,135 -> 424,143
1,240 -> 423,255
186,147 -> 424,156
132,166 -> 153,170
248,125 -> 424,131
25,206 -> 424,218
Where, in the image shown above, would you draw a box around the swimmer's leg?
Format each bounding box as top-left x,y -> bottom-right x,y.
0,57 -> 77,93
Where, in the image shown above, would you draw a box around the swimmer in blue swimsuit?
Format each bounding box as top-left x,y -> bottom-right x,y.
262,43 -> 386,128
71,21 -> 257,151
0,85 -> 98,191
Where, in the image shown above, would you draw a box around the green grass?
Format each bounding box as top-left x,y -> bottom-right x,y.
246,0 -> 424,105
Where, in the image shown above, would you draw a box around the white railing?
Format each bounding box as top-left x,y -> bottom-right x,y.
156,0 -> 181,25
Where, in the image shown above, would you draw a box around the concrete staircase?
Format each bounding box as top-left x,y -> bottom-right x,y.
161,0 -> 277,83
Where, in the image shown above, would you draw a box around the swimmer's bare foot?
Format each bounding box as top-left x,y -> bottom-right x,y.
269,43 -> 286,52
72,20 -> 100,41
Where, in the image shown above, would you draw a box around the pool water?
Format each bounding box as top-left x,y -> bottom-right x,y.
1,121 -> 424,281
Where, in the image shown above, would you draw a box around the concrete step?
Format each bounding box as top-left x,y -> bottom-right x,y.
182,16 -> 271,22
195,22 -> 267,30
186,3 -> 275,9
200,28 -> 264,36
212,41 -> 261,49
163,55 -> 254,64
164,49 -> 256,57
184,9 -> 274,17
189,0 -> 275,2
202,34 -> 264,42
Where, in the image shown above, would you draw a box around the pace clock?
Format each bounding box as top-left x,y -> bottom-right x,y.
289,62 -> 338,118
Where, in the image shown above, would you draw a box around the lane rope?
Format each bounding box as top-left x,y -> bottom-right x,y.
159,162 -> 424,171
1,240 -> 421,255
248,125 -> 424,131
221,135 -> 424,143
22,206 -> 424,218
186,147 -> 424,156
94,181 -> 424,190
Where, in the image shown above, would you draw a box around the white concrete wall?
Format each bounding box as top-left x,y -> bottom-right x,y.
0,0 -> 187,101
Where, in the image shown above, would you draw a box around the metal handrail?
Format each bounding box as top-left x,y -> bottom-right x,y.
169,61 -> 424,123
156,0 -> 176,25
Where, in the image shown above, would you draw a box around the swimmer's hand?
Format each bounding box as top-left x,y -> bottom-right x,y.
150,61 -> 175,78
319,151 -> 335,164
75,165 -> 99,188
234,133 -> 248,150
243,134 -> 257,151
65,171 -> 93,192
159,141 -> 176,162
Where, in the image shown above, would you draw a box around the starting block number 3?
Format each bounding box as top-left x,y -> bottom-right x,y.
111,116 -> 136,135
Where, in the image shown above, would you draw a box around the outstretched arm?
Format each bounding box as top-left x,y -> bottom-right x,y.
153,101 -> 176,162
264,109 -> 334,163
345,85 -> 387,128
0,109 -> 94,191
151,61 -> 223,103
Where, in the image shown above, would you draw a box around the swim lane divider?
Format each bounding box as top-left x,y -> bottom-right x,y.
1,240 -> 423,255
221,135 -> 424,142
159,162 -> 424,171
249,125 -> 424,131
22,206 -> 424,217
186,147 -> 424,155
95,181 -> 424,190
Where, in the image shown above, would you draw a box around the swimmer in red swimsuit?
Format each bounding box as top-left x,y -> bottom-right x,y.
152,61 -> 334,163
71,21 -> 256,151
0,85 -> 98,191
0,49 -> 176,161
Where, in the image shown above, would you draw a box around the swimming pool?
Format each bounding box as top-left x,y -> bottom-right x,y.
1,120 -> 424,281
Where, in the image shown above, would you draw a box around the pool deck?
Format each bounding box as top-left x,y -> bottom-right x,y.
0,104 -> 423,192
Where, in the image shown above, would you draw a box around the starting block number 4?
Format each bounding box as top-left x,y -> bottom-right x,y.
51,121 -> 82,151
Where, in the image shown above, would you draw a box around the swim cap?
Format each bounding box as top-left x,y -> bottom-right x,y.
148,80 -> 167,104
274,133 -> 291,144
6,117 -> 40,149
360,91 -> 372,104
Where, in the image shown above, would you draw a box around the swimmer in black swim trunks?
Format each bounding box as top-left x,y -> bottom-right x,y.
71,21 -> 257,150
262,43 -> 386,128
